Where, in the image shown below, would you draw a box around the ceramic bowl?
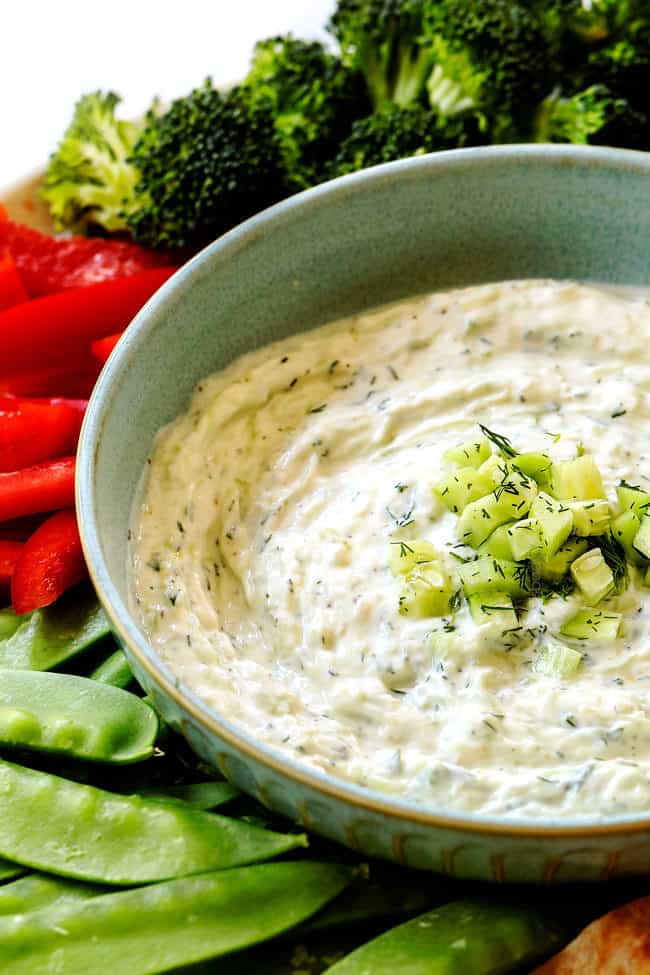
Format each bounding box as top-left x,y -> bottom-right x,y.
78,145 -> 650,883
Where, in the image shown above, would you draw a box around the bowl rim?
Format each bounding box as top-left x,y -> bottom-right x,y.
78,143 -> 650,839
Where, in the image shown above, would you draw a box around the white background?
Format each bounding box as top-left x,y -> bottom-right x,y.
1,1 -> 335,186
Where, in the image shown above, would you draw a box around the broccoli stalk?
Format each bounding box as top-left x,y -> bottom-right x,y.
42,92 -> 142,234
328,0 -> 434,109
533,84 -> 647,147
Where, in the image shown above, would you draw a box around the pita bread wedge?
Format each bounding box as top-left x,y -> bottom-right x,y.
531,895 -> 650,973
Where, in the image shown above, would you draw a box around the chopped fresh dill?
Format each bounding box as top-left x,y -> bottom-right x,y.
478,424 -> 518,458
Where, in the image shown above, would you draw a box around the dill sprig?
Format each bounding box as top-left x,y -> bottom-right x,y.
478,424 -> 518,459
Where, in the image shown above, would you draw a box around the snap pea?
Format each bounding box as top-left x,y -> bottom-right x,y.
0,586 -> 111,671
323,899 -> 565,974
0,874 -> 103,916
0,758 -> 307,884
0,670 -> 158,764
90,648 -> 134,689
141,780 -> 239,810
0,861 -> 353,975
0,859 -> 26,884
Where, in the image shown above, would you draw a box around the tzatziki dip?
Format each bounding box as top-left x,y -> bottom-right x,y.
131,279 -> 650,819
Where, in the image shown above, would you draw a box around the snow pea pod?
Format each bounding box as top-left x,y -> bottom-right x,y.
90,648 -> 134,689
0,861 -> 353,975
323,899 -> 565,974
0,758 -> 307,884
0,874 -> 102,916
0,669 -> 158,763
0,586 -> 110,671
141,780 -> 239,810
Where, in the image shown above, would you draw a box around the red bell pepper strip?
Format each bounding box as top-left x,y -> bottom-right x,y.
0,456 -> 75,523
0,249 -> 29,312
0,394 -> 87,413
0,267 -> 174,374
0,401 -> 84,472
11,509 -> 86,614
0,365 -> 100,399
0,514 -> 46,541
0,539 -> 24,599
91,331 -> 123,364
0,219 -> 176,297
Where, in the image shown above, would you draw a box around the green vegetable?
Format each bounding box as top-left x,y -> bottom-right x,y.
530,492 -> 574,557
0,759 -> 306,885
323,898 -> 564,974
568,499 -> 611,536
0,874 -> 103,917
42,91 -> 142,234
459,557 -> 527,598
90,648 -> 134,689
633,513 -> 650,559
0,588 -> 111,672
535,537 -> 588,582
434,466 -> 493,514
533,642 -> 583,678
398,564 -> 453,618
244,36 -> 370,186
561,607 -> 622,641
533,83 -> 644,147
328,0 -> 434,109
388,539 -> 438,576
141,781 -> 239,810
0,861 -> 353,975
478,523 -> 516,560
512,451 -> 553,485
570,548 -> 614,605
456,470 -> 536,548
616,481 -> 650,517
444,436 -> 492,468
0,669 -> 157,764
0,860 -> 26,884
550,455 -> 605,501
468,591 -> 518,628
506,518 -> 544,561
611,508 -> 646,565
128,83 -> 295,251
0,609 -> 22,640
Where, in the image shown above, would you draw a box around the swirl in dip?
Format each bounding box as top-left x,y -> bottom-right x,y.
131,280 -> 650,819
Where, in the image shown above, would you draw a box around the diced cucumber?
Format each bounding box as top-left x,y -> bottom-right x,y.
433,467 -> 493,514
398,565 -> 453,618
568,500 -> 611,536
456,473 -> 537,548
611,509 -> 645,566
533,642 -> 583,678
478,523 -> 516,560
645,565 -> 650,588
388,539 -> 438,577
478,454 -> 509,483
506,519 -> 544,561
512,451 -> 553,486
459,557 -> 527,598
634,513 -> 650,560
560,607 -> 622,642
443,436 -> 492,468
468,591 -> 518,628
616,481 -> 650,518
570,548 -> 614,605
550,455 -> 605,500
535,537 -> 589,582
530,492 -> 574,556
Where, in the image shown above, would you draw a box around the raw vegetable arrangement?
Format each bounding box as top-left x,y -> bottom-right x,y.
1,0 -> 650,971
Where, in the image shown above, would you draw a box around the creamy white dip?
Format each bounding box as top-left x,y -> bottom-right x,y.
131,280 -> 650,819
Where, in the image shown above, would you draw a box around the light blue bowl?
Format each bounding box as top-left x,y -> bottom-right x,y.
78,145 -> 650,884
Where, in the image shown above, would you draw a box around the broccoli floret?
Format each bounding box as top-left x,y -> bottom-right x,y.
127,83 -> 295,251
533,83 -> 646,147
423,0 -> 554,138
328,103 -> 481,177
328,0 -> 434,109
243,36 -> 370,186
42,92 -> 142,234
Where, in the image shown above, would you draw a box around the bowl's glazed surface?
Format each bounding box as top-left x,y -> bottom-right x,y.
78,145 -> 650,882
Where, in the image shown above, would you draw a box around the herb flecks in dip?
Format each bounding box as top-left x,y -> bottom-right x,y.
131,280 -> 650,819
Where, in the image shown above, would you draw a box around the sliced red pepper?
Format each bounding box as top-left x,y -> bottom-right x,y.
0,365 -> 100,398
91,331 -> 123,364
11,509 -> 86,614
0,219 -> 176,297
0,456 -> 75,523
0,249 -> 29,312
0,539 -> 24,600
0,513 -> 46,541
0,267 -> 174,374
0,394 -> 88,414
0,401 -> 84,472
